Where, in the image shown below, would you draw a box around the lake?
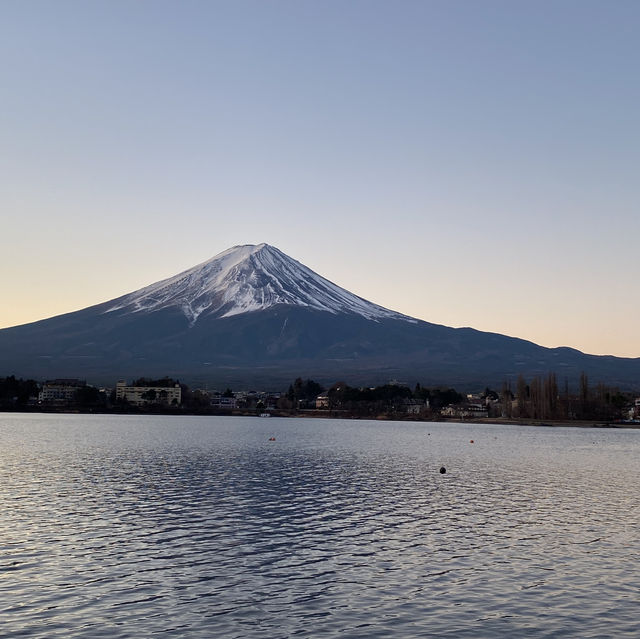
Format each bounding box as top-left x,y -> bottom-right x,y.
1,413 -> 639,637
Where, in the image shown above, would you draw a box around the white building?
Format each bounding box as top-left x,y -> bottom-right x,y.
39,379 -> 86,404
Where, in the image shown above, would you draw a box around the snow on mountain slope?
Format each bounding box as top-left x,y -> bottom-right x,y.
106,243 -> 415,326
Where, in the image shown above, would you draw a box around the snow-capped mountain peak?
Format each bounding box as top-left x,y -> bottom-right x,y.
105,243 -> 414,325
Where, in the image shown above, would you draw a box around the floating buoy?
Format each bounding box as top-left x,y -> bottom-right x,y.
470,440 -> 474,444
439,466 -> 446,474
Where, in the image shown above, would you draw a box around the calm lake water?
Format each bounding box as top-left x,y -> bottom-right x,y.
1,413 -> 639,638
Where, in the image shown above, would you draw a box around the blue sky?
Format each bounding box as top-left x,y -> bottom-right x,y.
2,1 -> 639,357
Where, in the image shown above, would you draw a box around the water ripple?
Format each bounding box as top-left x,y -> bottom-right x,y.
1,414 -> 639,637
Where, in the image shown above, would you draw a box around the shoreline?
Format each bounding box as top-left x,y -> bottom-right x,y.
1,407 -> 638,429
284,412 -> 640,429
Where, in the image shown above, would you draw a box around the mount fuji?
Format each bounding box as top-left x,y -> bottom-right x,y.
1,243 -> 639,389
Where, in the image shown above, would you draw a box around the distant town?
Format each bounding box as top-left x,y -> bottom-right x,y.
1,373 -> 639,425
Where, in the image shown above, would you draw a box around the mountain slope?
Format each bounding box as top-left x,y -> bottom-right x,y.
1,244 -> 639,390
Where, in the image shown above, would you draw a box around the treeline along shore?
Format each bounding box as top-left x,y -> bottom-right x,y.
1,372 -> 639,426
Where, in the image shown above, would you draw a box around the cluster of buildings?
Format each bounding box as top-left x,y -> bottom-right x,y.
315,391 -> 495,418
35,378 -> 282,411
314,393 -> 431,415
35,378 -> 184,408
28,378 -> 640,422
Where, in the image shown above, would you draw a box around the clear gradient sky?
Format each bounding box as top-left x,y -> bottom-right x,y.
2,1 -> 639,357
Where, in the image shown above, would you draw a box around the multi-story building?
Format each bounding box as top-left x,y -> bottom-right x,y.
441,403 -> 489,419
38,379 -> 86,404
115,380 -> 182,406
210,395 -> 237,409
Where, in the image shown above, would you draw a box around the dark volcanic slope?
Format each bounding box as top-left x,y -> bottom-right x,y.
1,244 -> 639,389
